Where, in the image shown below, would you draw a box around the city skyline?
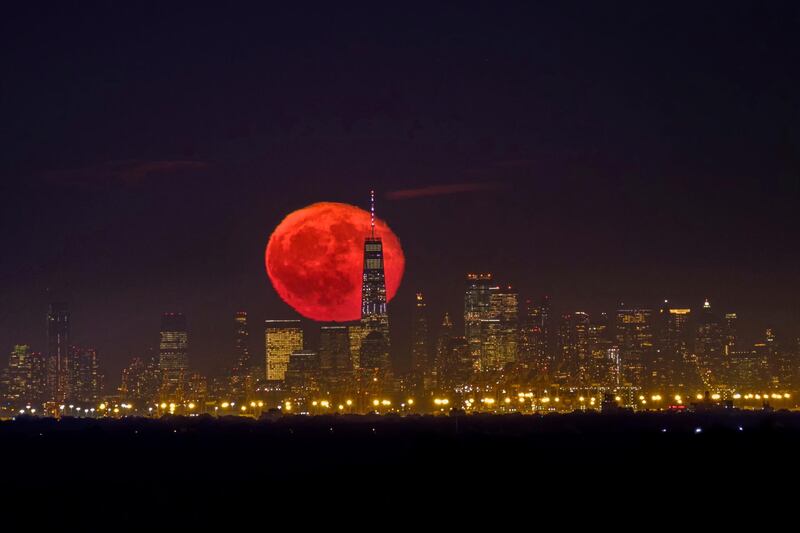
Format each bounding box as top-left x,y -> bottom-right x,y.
4,268 -> 798,413
2,2 -> 799,383
3,270 -> 799,383
6,230 -> 798,384
4,1 -> 800,517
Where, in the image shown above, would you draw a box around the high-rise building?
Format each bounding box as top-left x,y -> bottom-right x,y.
348,324 -> 366,372
319,325 -> 352,391
464,273 -> 492,370
6,345 -> 45,405
120,353 -> 161,405
360,191 -> 390,372
520,296 -> 552,375
265,320 -> 303,381
588,313 -> 615,387
652,306 -> 697,393
728,350 -> 763,390
556,312 -> 591,386
615,305 -> 653,389
486,285 -> 518,370
46,301 -> 71,404
410,292 -> 429,390
229,312 -> 254,400
285,349 -> 320,398
70,346 -> 102,405
187,372 -> 208,406
694,299 -> 725,390
159,313 -> 189,401
478,318 -> 502,372
438,335 -> 471,391
762,329 -> 796,390
723,313 -> 738,355
434,313 -> 454,389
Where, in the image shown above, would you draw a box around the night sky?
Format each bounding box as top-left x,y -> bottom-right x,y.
1,2 -> 798,381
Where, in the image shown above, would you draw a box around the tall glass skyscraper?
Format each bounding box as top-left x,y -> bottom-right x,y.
615,305 -> 653,389
359,191 -> 390,371
229,311 -> 253,400
46,301 -> 70,404
410,292 -> 429,389
487,285 -> 519,369
464,273 -> 492,370
319,325 -> 352,392
159,312 -> 189,401
70,346 -> 101,404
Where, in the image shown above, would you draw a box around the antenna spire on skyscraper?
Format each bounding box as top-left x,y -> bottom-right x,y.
370,189 -> 375,237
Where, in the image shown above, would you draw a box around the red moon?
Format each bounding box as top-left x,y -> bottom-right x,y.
265,202 -> 405,322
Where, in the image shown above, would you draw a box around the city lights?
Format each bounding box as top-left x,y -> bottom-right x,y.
1,230 -> 798,421
2,6 -> 798,511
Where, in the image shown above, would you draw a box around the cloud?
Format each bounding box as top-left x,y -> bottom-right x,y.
44,159 -> 208,187
385,182 -> 505,200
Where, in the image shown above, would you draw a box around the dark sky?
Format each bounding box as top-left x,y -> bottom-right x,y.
1,1 -> 798,382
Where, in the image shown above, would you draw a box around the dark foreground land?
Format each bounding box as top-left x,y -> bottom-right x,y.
2,411 -> 797,522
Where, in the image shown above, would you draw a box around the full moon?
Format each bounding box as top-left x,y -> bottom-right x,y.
265,202 -> 405,322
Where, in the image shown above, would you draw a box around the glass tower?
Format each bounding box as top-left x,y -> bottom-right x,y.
46,301 -> 70,404
159,312 -> 189,401
464,273 -> 492,370
359,190 -> 390,371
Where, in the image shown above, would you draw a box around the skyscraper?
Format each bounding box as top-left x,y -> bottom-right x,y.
285,349 -> 320,398
120,353 -> 161,405
763,328 -> 795,390
7,345 -> 45,405
229,311 -> 253,400
359,190 -> 390,373
520,296 -> 551,375
439,336 -> 471,391
434,312 -> 471,391
653,307 -> 697,393
186,372 -> 208,406
46,301 -> 70,404
319,325 -> 352,391
410,292 -> 429,390
723,313 -> 738,356
588,313 -> 615,387
478,317 -> 502,371
159,312 -> 189,401
556,312 -> 591,386
434,313 -> 454,389
728,349 -> 763,390
464,273 -> 492,370
234,311 -> 250,366
348,324 -> 366,371
70,346 -> 102,405
615,305 -> 653,389
265,319 -> 303,381
487,285 -> 518,369
694,299 -> 725,390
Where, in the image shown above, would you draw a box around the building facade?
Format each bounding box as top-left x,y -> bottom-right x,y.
265,319 -> 303,381
159,312 -> 189,401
